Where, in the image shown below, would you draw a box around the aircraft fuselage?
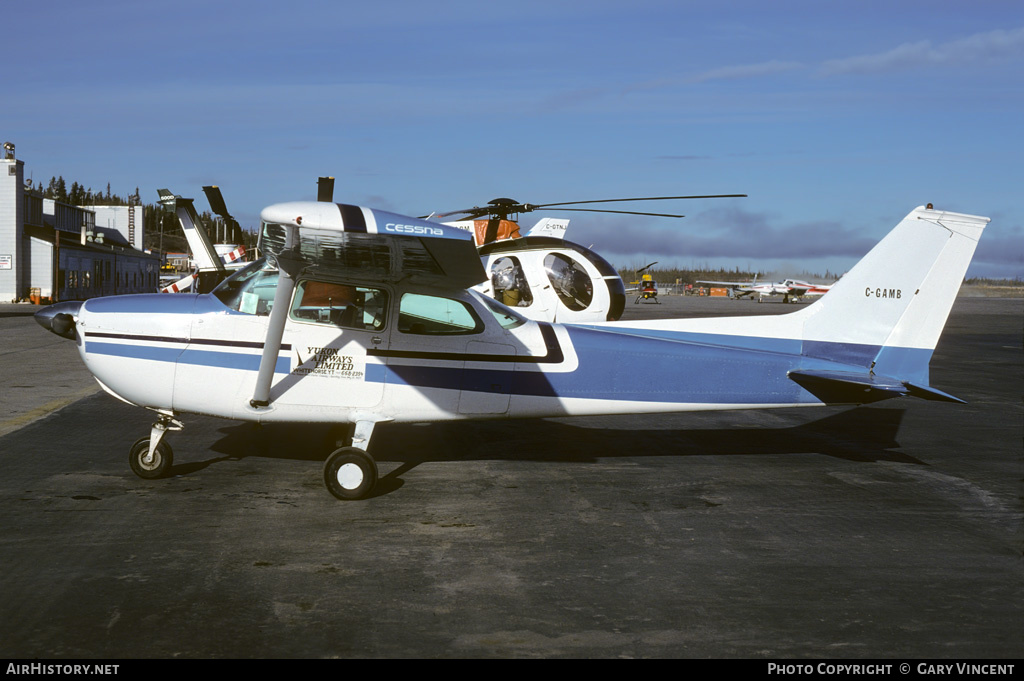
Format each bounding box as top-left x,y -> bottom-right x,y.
72,285 -> 885,429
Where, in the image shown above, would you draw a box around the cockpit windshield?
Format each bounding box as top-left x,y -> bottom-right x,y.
212,257 -> 280,315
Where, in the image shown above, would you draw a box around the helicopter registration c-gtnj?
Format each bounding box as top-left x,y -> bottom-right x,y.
36,200 -> 988,500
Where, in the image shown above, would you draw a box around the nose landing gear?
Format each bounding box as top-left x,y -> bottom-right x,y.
128,415 -> 183,479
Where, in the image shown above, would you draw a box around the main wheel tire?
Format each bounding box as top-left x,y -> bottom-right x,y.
324,447 -> 378,500
129,437 -> 174,480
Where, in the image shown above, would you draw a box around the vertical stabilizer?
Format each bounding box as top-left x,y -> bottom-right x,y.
798,206 -> 988,383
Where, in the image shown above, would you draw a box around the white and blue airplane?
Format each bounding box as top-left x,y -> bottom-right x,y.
35,201 -> 988,500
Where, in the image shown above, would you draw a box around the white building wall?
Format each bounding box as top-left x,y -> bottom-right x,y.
0,155 -> 25,301
90,205 -> 143,249
28,236 -> 53,300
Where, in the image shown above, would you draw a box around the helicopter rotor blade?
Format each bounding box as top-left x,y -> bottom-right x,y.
543,207 -> 686,218
530,194 -> 746,210
427,193 -> 745,221
433,207 -> 490,219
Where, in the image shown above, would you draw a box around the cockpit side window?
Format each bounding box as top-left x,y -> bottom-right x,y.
399,293 -> 482,335
290,279 -> 388,331
544,253 -> 593,311
490,256 -> 533,307
212,258 -> 280,315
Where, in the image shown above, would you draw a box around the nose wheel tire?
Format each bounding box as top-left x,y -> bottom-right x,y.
128,438 -> 174,479
324,447 -> 378,500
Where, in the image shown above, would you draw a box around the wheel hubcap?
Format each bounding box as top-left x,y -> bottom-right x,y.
337,462 -> 364,490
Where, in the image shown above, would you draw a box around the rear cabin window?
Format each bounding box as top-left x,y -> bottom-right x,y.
399,293 -> 482,335
290,280 -> 388,331
480,295 -> 527,329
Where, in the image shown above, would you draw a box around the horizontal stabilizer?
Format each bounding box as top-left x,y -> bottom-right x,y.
903,382 -> 966,404
789,370 -> 965,406
789,370 -> 910,405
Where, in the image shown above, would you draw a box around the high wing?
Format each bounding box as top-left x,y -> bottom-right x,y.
781,279 -> 833,297
258,201 -> 485,287
696,280 -> 756,290
249,201 -> 486,407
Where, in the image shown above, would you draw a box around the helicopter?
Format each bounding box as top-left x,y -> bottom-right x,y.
630,261 -> 660,304
423,194 -> 746,323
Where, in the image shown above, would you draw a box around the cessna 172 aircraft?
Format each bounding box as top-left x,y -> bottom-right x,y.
36,200 -> 987,500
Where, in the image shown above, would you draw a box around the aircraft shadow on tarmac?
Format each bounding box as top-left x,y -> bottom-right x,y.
187,406 -> 922,495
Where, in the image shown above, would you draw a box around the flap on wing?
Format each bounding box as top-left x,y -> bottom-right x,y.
259,202 -> 486,288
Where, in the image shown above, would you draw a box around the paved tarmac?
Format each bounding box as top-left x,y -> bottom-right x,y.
0,295 -> 1020,659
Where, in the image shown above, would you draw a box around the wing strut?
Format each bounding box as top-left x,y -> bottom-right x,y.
250,225 -> 301,408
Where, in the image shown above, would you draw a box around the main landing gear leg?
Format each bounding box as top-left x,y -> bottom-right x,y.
129,415 -> 183,479
323,420 -> 379,501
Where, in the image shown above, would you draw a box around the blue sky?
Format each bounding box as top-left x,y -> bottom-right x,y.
5,0 -> 1023,278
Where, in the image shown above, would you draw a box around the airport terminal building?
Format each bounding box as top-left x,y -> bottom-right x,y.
0,143 -> 160,303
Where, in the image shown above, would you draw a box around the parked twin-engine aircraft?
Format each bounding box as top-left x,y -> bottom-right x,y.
698,276 -> 834,303
36,200 -> 987,501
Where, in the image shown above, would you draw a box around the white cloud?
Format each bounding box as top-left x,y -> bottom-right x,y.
819,26 -> 1024,76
